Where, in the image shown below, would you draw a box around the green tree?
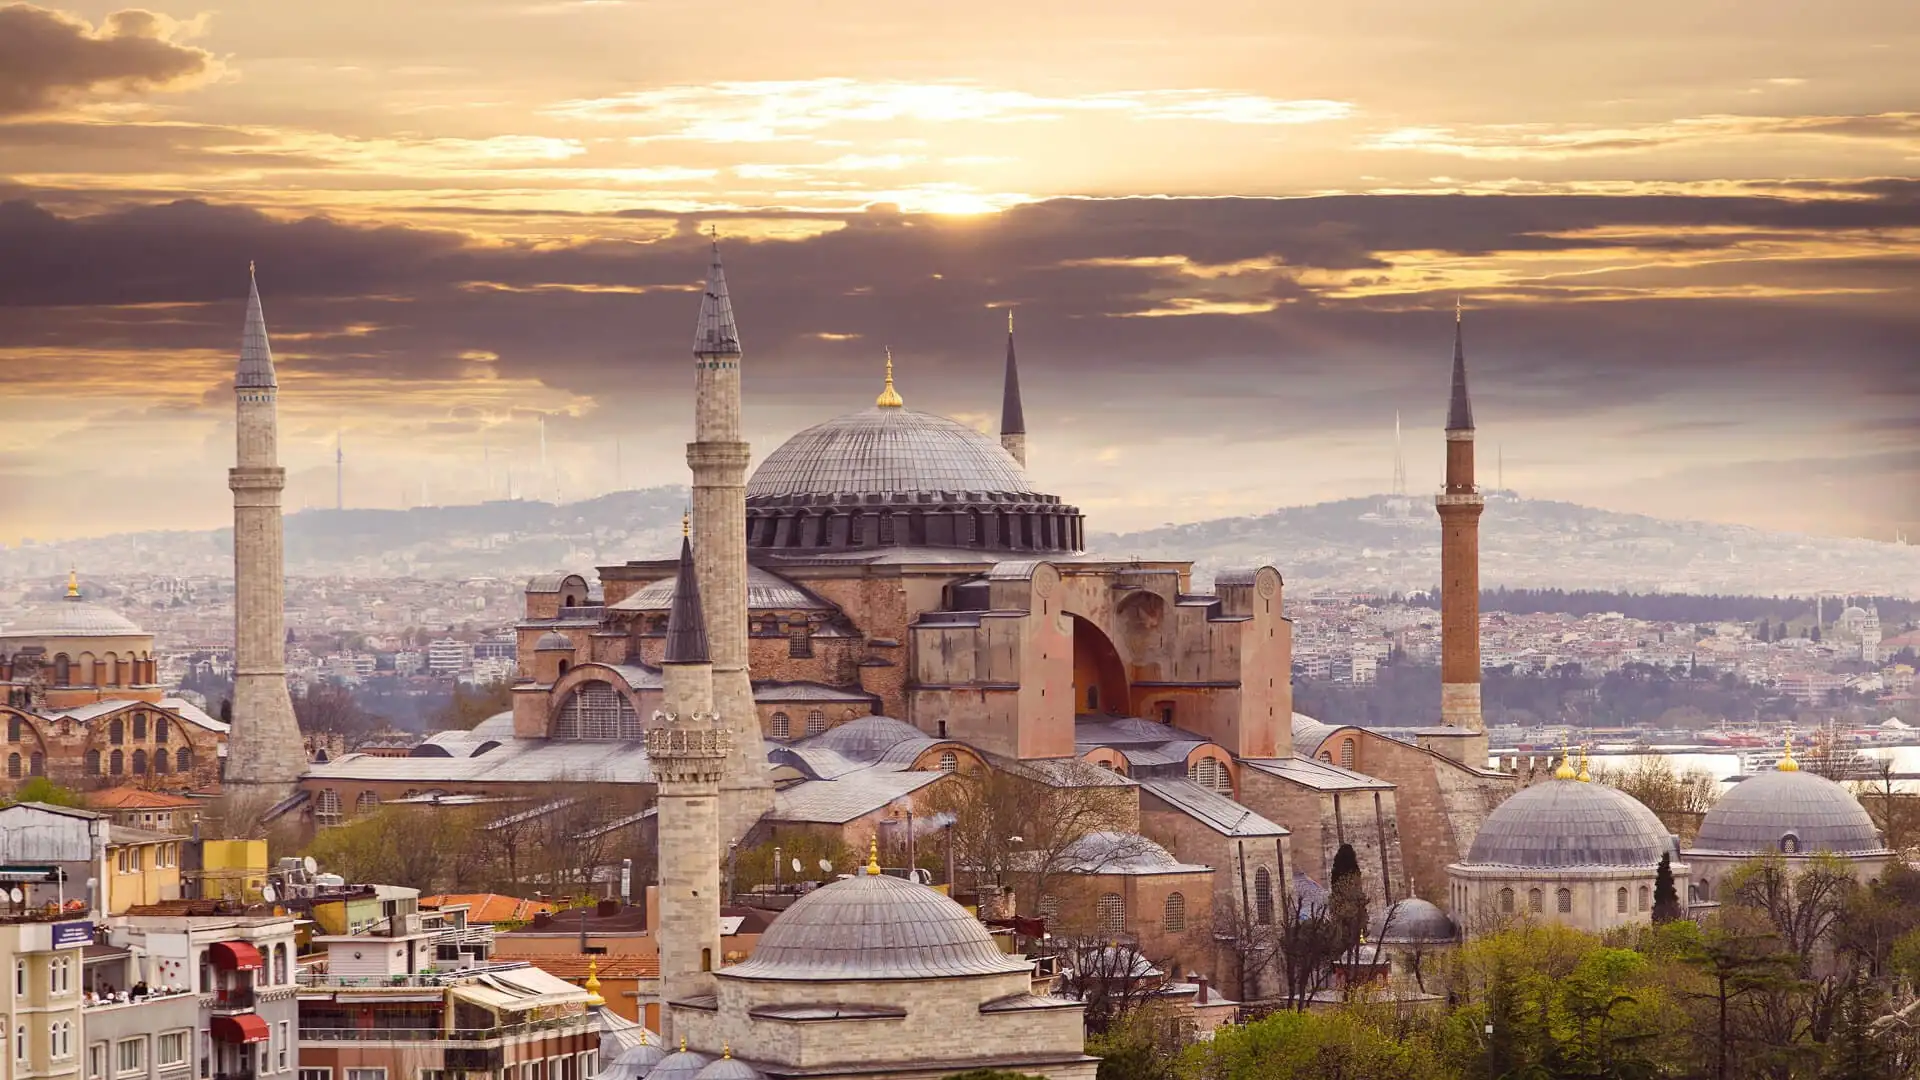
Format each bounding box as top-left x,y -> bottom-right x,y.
1653,853 -> 1683,923
945,1071 -> 1048,1080
3,777 -> 84,808
304,805 -> 491,892
1181,1006 -> 1445,1080
431,680 -> 513,730
1821,978 -> 1895,1080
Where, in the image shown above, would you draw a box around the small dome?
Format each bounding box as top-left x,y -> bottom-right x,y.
721,872 -> 1032,981
1,597 -> 144,639
1054,831 -> 1204,874
692,1058 -> 762,1080
599,1042 -> 666,1080
748,408 -> 1036,500
1291,873 -> 1329,919
645,1050 -> 712,1080
1464,779 -> 1672,869
1371,898 -> 1457,944
534,632 -> 575,651
1693,769 -> 1886,856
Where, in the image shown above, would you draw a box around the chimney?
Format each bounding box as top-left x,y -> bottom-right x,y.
596,898 -> 621,918
1195,973 -> 1209,1005
531,911 -> 554,929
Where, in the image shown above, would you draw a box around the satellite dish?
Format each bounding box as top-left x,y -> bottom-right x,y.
817,859 -> 834,874
910,868 -> 932,885
791,858 -> 803,875
303,856 -> 318,876
7,888 -> 20,904
261,885 -> 278,903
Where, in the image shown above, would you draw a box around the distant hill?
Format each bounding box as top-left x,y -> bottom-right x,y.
3,489 -> 1914,597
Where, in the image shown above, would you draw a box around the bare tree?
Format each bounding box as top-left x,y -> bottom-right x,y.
1725,853 -> 1857,976
1052,936 -> 1165,1035
1592,755 -> 1720,841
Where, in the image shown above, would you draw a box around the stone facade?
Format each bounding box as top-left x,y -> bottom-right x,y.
1449,864 -> 1684,938
0,703 -> 223,794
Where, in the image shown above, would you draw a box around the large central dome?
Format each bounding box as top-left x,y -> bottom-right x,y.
1464,779 -> 1673,869
748,408 -> 1036,499
744,404 -> 1083,557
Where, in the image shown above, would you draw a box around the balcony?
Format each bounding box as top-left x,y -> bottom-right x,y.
210,987 -> 257,1013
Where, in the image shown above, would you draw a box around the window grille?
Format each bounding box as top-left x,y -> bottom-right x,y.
551,681 -> 642,740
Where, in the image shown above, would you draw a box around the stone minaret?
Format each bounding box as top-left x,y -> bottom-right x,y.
1000,309 -> 1026,467
688,240 -> 771,844
644,529 -> 728,1040
226,266 -> 307,789
1433,301 -> 1488,765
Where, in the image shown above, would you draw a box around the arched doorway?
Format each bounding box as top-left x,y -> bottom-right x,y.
1070,614 -> 1130,717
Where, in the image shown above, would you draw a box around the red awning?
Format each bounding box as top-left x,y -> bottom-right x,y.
210,1014 -> 270,1044
209,941 -> 263,971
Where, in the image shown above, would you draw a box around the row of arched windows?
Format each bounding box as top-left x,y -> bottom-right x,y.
85,747 -> 192,776
45,653 -> 154,688
313,789 -> 381,827
767,710 -> 829,741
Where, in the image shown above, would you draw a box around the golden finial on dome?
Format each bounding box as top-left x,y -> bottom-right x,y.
1554,741 -> 1576,780
679,1036 -> 687,1053
583,959 -> 604,1006
722,1045 -> 732,1060
1577,745 -> 1592,783
682,510 -> 690,537
1779,732 -> 1800,772
866,836 -> 881,875
65,568 -> 79,598
876,347 -> 904,408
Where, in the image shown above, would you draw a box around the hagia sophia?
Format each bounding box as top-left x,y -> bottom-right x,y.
0,241 -> 1901,1076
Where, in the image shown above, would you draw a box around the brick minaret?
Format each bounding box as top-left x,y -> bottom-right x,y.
689,240 -> 771,845
226,266 -> 307,790
1433,302 -> 1487,765
1000,309 -> 1026,467
645,530 -> 728,1040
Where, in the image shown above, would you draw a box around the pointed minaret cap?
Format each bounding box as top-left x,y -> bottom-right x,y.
663,530 -> 710,665
693,237 -> 742,359
1447,296 -> 1473,432
1001,308 -> 1026,437
237,262 -> 278,390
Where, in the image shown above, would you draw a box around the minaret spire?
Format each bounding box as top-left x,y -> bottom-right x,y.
226,264 -> 308,790
663,530 -> 710,664
1433,297 -> 1487,766
876,347 -> 904,408
686,237 -> 772,846
1000,308 -> 1027,467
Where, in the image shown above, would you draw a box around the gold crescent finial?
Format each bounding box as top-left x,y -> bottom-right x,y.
1008,307 -> 1014,334
722,1045 -> 732,1060
876,347 -> 904,408
1553,741 -> 1576,781
1779,732 -> 1800,772
679,1036 -> 687,1053
1455,294 -> 1462,322
583,959 -> 604,1006
866,836 -> 881,875
249,260 -> 256,278
66,568 -> 79,598
1576,745 -> 1592,783
682,510 -> 690,537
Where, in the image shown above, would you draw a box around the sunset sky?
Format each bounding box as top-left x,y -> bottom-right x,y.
1,0 -> 1916,545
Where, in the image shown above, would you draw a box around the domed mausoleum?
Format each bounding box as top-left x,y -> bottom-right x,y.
670,858 -> 1094,1080
1448,766 -> 1685,937
1684,747 -> 1892,904
0,572 -> 159,706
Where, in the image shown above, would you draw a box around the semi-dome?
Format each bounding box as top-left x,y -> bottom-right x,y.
749,408 -> 1035,499
1464,779 -> 1672,869
1371,897 -> 1457,944
743,406 -> 1083,556
1,596 -> 145,638
534,632 -> 575,651
720,870 -> 1032,981
1692,768 -> 1886,856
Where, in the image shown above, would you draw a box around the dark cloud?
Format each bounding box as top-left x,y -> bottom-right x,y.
0,4 -> 211,117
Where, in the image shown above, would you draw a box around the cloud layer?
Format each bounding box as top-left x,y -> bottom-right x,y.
0,4 -> 212,117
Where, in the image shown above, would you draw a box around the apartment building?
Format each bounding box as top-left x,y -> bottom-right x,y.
0,915 -> 90,1080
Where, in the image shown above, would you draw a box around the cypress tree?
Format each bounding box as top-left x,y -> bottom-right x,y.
1652,852 -> 1682,923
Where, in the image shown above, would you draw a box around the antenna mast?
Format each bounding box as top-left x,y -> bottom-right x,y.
335,429 -> 344,511
1391,411 -> 1406,498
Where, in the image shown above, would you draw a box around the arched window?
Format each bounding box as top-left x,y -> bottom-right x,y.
1780,833 -> 1801,854
1499,887 -> 1515,914
1638,885 -> 1650,912
5,754 -> 17,779
1164,892 -> 1187,933
1557,888 -> 1573,914
788,623 -> 812,659
175,747 -> 191,773
85,749 -> 100,775
155,720 -> 169,744
315,790 -> 342,826
5,717 -> 18,742
1528,888 -> 1543,914
938,751 -> 959,773
29,753 -> 43,777
1038,894 -> 1061,922
109,749 -> 124,775
53,655 -> 70,685
109,718 -> 124,745
131,750 -> 147,775
1616,887 -> 1628,914
1086,685 -> 1099,712
805,709 -> 826,737
153,750 -> 168,775
770,712 -> 790,740
1097,893 -> 1126,935
355,792 -> 380,814
1188,756 -> 1230,795
274,945 -> 288,985
1254,867 -> 1275,926
132,714 -> 147,740
1340,737 -> 1356,770
1319,751 -> 1333,764
549,681 -> 642,741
